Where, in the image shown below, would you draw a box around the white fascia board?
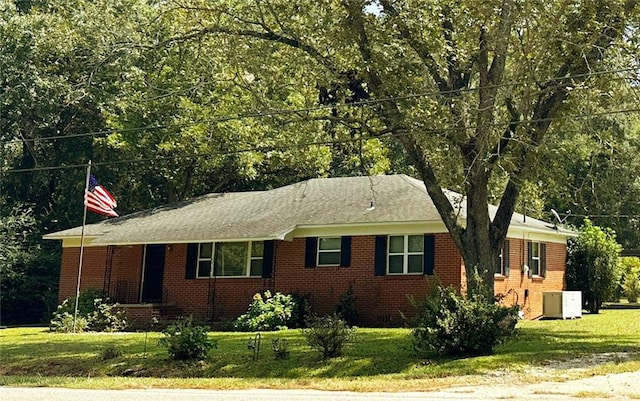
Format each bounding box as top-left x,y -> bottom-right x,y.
291,221 -> 449,238
507,226 -> 574,244
81,228 -> 297,247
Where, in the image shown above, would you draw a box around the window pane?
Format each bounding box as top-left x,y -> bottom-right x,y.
408,235 -> 424,253
215,242 -> 248,276
197,261 -> 211,278
251,241 -> 264,257
408,255 -> 423,273
532,242 -> 539,258
531,259 -> 540,276
250,259 -> 263,276
199,243 -> 212,258
388,255 -> 404,274
318,251 -> 340,266
389,236 -> 404,253
319,237 -> 341,250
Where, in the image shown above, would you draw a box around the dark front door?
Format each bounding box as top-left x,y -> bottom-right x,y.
141,244 -> 165,303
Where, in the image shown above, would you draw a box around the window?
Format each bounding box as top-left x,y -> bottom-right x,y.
317,237 -> 341,266
387,235 -> 424,275
304,236 -> 351,268
196,241 -> 263,278
530,241 -> 540,275
528,241 -> 547,277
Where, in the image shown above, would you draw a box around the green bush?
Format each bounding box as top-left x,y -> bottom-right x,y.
271,337 -> 290,360
566,219 -> 622,313
411,286 -> 519,357
232,291 -> 299,331
619,257 -> 640,303
159,316 -> 217,360
335,286 -> 359,326
99,345 -> 123,360
303,313 -> 355,359
49,311 -> 88,333
49,290 -> 127,332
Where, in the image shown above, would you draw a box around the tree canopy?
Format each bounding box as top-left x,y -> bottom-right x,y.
2,0 -> 640,322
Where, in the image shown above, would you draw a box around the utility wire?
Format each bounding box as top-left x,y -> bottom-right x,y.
2,105 -> 640,175
1,67 -> 638,147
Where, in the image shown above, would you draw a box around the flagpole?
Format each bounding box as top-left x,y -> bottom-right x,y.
73,160 -> 92,333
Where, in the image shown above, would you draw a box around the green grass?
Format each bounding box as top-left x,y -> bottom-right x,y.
2,309 -> 640,391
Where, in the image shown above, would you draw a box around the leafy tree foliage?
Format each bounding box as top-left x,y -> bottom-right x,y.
153,0 -> 639,298
2,0 -> 640,323
566,219 -> 622,313
0,205 -> 58,324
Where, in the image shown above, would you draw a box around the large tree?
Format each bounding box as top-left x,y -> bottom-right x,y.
154,0 -> 639,298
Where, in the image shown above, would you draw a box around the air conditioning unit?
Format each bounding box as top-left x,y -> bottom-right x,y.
543,291 -> 582,319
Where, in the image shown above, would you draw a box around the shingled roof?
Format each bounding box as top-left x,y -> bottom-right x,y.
44,174 -> 572,245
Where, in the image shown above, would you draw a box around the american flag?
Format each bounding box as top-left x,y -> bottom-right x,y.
85,174 -> 118,217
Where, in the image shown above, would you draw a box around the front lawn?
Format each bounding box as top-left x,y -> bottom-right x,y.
1,309 -> 640,391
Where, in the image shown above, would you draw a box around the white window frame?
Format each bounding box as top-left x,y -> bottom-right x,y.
317,237 -> 341,267
196,241 -> 263,278
387,235 -> 424,275
530,241 -> 541,276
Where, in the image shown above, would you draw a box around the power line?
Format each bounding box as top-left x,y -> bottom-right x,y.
1,67 -> 638,147
2,105 -> 640,175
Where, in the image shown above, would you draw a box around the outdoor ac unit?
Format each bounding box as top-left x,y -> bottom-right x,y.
543,291 -> 582,319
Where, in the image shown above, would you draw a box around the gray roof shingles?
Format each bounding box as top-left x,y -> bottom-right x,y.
44,174 -> 568,244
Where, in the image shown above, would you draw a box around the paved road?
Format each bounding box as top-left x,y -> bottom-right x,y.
1,380 -> 639,401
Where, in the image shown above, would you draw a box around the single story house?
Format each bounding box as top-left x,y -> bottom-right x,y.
44,174 -> 573,326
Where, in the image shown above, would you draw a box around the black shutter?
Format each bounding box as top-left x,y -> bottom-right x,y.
374,236 -> 387,276
540,243 -> 547,277
305,237 -> 318,268
185,243 -> 198,279
423,234 -> 435,275
340,236 -> 352,267
503,240 -> 510,277
262,240 -> 275,278
527,242 -> 533,278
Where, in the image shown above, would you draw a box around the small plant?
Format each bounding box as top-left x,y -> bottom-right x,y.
87,300 -> 127,332
303,313 -> 355,359
624,274 -> 640,303
335,285 -> 359,326
271,337 -> 290,360
232,291 -> 299,331
100,345 -> 122,360
411,286 -> 519,357
159,316 -> 217,360
49,311 -> 88,333
49,289 -> 127,333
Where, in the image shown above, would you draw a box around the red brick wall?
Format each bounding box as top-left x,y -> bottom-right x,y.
57,234 -> 566,325
163,244 -> 267,321
273,234 -> 462,326
494,239 -> 567,318
58,247 -> 109,302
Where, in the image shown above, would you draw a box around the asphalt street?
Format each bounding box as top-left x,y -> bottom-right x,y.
1,385 -> 637,401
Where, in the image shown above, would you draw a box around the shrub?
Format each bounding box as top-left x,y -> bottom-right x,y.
49,311 -> 88,333
303,313 -> 355,359
411,286 -> 519,357
271,338 -> 290,360
619,257 -> 640,303
159,316 -> 217,360
624,273 -> 640,303
49,290 -> 127,332
335,286 -> 359,326
232,291 -> 299,331
100,345 -> 122,360
566,219 -> 622,313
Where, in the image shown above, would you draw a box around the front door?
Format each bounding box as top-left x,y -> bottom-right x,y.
141,244 -> 165,303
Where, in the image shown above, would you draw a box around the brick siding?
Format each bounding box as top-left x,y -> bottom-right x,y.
57,234 -> 566,326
